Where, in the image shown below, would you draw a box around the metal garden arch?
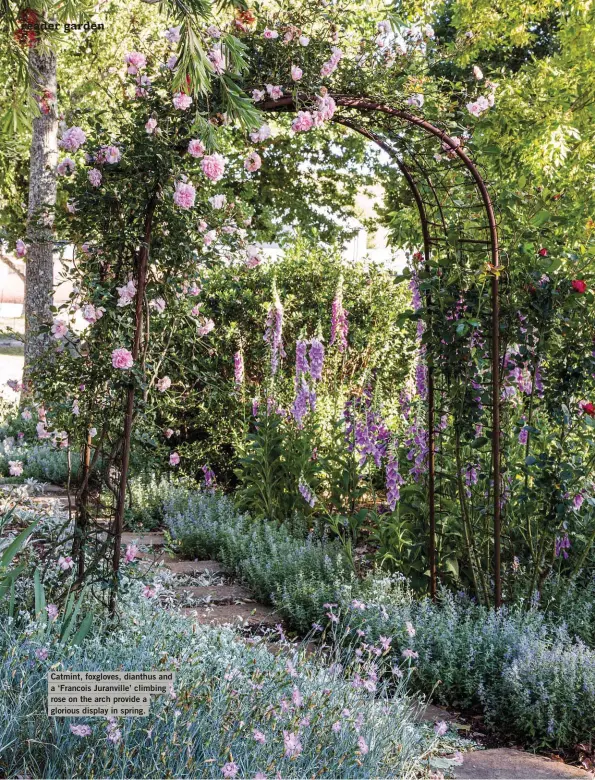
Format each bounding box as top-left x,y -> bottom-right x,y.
261,93 -> 503,607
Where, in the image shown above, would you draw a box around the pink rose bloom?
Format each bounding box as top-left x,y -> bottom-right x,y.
59,126 -> 86,152
56,157 -> 75,175
58,556 -> 74,571
252,89 -> 265,102
173,181 -> 196,209
164,26 -> 181,43
291,65 -> 303,81
197,318 -> 215,336
299,35 -> 310,46
265,83 -> 283,100
292,111 -> 314,133
88,168 -> 102,187
46,604 -> 58,621
99,145 -> 121,164
145,117 -> 158,134
164,428 -> 174,438
21,408 -> 32,420
150,297 -> 166,313
244,151 -> 262,172
173,92 -> 193,110
82,303 -> 105,323
112,348 -> 134,369
188,139 -> 205,158
250,124 -> 271,143
8,460 -> 23,477
157,376 -> 171,392
36,422 -> 50,440
209,194 -> 226,209
124,543 -> 138,563
15,239 -> 28,257
169,452 -> 180,466
203,230 -> 216,246
191,304 -> 201,315
201,153 -> 225,182
143,585 -> 156,598
124,51 -> 146,75
51,319 -> 68,339
246,246 -> 262,267
208,47 -> 225,74
117,280 -> 137,307
263,28 -> 278,39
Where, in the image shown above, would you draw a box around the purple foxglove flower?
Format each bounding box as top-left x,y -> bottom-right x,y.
309,338 -> 324,380
233,350 -> 244,385
299,477 -> 316,507
263,285 -> 286,375
329,277 -> 349,352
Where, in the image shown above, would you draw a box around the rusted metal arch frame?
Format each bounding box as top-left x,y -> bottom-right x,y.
260,94 -> 502,607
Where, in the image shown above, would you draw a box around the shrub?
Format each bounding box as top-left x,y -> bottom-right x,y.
164,490 -> 356,633
0,441 -> 81,485
124,473 -> 197,530
0,591 -> 435,779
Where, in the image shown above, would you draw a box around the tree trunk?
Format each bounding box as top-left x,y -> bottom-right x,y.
24,45 -> 58,385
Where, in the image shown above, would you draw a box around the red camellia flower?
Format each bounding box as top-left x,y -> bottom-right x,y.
581,402 -> 595,417
572,280 -> 587,293
538,247 -> 548,256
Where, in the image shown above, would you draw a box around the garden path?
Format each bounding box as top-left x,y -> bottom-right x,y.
123,530 -> 593,780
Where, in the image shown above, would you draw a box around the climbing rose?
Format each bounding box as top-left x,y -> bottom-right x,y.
59,126 -> 86,152
197,317 -> 215,336
56,158 -> 75,175
467,95 -> 490,116
173,181 -> 196,209
244,151 -> 262,172
111,348 -> 133,369
88,168 -> 102,187
265,83 -> 283,100
173,92 -> 192,110
82,303 -> 104,324
51,319 -> 68,339
299,35 -> 310,46
250,124 -> 271,143
538,247 -> 548,256
15,239 -> 28,257
572,279 -> 587,293
252,89 -> 265,102
291,64 -> 303,81
208,47 -> 225,74
201,153 -> 225,182
145,117 -> 157,134
209,194 -> 226,209
188,139 -> 205,158
292,111 -> 314,133
263,28 -> 278,39
117,280 -> 136,307
8,460 -> 23,476
320,47 -> 342,77
581,401 -> 595,417
164,26 -> 181,43
97,145 -> 121,164
124,51 -> 146,75
169,451 -> 180,466
157,376 -> 171,392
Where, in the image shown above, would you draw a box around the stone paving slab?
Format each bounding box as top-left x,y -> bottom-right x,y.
454,748 -> 591,779
413,703 -> 457,723
162,558 -> 227,576
179,602 -> 278,627
121,532 -> 165,546
172,584 -> 253,604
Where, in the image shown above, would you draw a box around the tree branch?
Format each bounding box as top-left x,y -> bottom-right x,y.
0,253 -> 25,282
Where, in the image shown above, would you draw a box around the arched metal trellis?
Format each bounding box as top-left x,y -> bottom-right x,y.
261,94 -> 503,607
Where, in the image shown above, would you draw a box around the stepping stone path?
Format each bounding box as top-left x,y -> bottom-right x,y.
454,748 -> 591,779
7,488 -> 593,780
122,531 -> 278,631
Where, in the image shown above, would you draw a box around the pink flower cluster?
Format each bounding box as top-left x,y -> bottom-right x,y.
173,181 -> 196,209
320,47 -> 343,77
59,126 -> 86,152
173,92 -> 193,110
117,280 -> 137,307
112,348 -> 133,369
201,153 -> 225,182
244,151 -> 262,172
124,51 -> 146,75
188,139 -> 205,158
